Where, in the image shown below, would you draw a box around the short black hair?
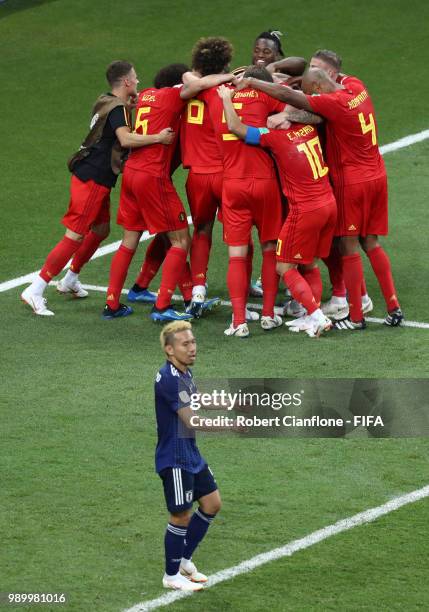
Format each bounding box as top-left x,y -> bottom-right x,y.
243,65 -> 274,83
191,37 -> 233,76
255,30 -> 284,56
312,49 -> 342,71
153,63 -> 190,88
106,60 -> 134,87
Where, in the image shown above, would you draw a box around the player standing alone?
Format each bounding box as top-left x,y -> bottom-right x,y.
155,321 -> 221,590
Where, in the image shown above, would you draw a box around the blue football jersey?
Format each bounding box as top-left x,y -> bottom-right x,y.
154,361 -> 206,474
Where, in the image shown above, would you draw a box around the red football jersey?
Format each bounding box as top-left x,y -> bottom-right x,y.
337,74 -> 365,93
306,85 -> 385,186
180,98 -> 223,173
200,86 -> 284,179
126,86 -> 186,177
257,124 -> 335,212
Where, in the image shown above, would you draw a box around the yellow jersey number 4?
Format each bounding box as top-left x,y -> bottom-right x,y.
358,111 -> 377,146
297,136 -> 328,180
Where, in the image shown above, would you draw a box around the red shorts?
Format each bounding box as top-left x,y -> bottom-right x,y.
334,176 -> 388,236
222,178 -> 282,246
276,200 -> 337,264
62,175 -> 111,234
186,170 -> 223,226
117,166 -> 188,234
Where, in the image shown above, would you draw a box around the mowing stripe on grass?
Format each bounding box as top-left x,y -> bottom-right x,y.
1,127 -> 428,295
48,281 -> 429,329
123,484 -> 429,612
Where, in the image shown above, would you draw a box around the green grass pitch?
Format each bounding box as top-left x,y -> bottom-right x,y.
1,1 -> 429,611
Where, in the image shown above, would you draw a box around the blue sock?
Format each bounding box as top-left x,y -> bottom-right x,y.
164,523 -> 187,576
183,507 -> 216,560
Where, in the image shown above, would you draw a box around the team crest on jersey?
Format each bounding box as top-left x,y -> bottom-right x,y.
90,113 -> 100,129
179,390 -> 190,403
185,490 -> 193,503
156,372 -> 161,383
178,212 -> 186,222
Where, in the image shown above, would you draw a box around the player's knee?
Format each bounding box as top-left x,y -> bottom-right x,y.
170,509 -> 192,525
92,222 -> 110,240
361,235 -> 379,253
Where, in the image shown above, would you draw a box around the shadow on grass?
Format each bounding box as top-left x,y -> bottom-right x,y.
0,0 -> 60,19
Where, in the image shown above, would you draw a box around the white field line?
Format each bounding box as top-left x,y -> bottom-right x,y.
49,281 -> 429,330
0,216 -> 193,293
123,484 -> 429,612
1,127 -> 428,295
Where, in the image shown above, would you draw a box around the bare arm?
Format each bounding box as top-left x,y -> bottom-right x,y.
115,126 -> 175,148
235,76 -> 312,111
180,71 -> 234,100
266,56 -> 307,76
284,105 -> 323,125
217,85 -> 247,140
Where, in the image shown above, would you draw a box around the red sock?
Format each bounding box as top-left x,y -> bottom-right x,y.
246,240 -> 254,290
302,267 -> 323,307
179,262 -> 193,302
366,246 -> 400,311
40,236 -> 81,283
136,234 -> 168,288
361,278 -> 368,297
106,245 -> 135,310
261,250 -> 279,316
342,253 -> 364,321
322,244 -> 346,297
156,247 -> 187,310
190,232 -> 211,286
69,231 -> 105,274
283,269 -> 317,315
227,256 -> 248,326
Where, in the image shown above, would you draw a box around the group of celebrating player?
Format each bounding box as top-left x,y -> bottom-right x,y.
21,31 -> 403,338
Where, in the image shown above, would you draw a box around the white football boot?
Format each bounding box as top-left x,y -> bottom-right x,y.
21,286 -> 54,316
245,307 -> 260,322
162,573 -> 203,591
224,322 -> 250,338
321,296 -> 349,320
288,309 -> 331,338
361,294 -> 374,315
260,314 -> 283,330
180,559 -> 208,583
285,299 -> 306,318
57,275 -> 88,298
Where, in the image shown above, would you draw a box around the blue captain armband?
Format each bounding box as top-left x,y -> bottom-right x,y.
245,126 -> 269,145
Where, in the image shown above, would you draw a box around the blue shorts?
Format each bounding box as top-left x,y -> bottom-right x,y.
159,465 -> 218,513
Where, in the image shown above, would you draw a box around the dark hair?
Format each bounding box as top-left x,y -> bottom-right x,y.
153,63 -> 190,88
312,49 -> 342,71
255,30 -> 284,56
106,60 -> 134,87
243,65 -> 274,82
191,36 -> 233,76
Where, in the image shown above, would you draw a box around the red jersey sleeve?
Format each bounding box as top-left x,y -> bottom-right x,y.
306,93 -> 342,120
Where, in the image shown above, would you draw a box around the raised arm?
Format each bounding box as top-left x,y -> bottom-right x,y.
266,56 -> 307,76
180,71 -> 234,100
217,85 -> 247,140
234,76 -> 312,111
